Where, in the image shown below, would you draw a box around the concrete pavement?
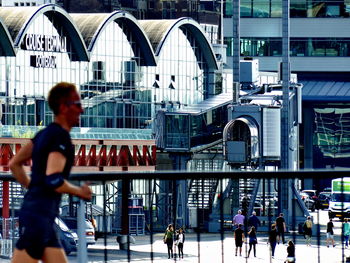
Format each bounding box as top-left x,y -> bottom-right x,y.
1,231 -> 349,263
68,231 -> 349,263
2,210 -> 350,262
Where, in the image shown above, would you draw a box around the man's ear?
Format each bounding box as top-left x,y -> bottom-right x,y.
59,103 -> 68,114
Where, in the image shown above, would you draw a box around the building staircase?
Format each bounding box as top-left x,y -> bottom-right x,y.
187,178 -> 219,209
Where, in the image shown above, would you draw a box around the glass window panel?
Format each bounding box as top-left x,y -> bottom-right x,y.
225,0 -> 233,16
345,0 -> 350,17
291,39 -> 307,56
241,0 -> 252,17
308,0 -> 326,17
271,0 -> 282,17
224,37 -> 234,57
270,38 -> 282,56
291,0 -> 307,17
326,3 -> 340,17
253,0 -> 270,17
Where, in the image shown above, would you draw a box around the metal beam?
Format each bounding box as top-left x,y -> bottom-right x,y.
281,0 -> 291,169
232,0 -> 240,83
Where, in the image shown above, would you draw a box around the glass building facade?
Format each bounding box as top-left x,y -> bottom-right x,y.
224,37 -> 350,57
225,0 -> 350,18
223,0 -> 350,60
0,5 -> 218,131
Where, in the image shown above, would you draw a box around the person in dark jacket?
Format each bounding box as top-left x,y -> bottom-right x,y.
268,224 -> 278,258
247,226 -> 257,257
285,240 -> 295,262
248,211 -> 261,232
326,218 -> 335,248
164,224 -> 174,258
276,213 -> 286,244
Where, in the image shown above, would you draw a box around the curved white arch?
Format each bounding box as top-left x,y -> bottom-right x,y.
0,4 -> 89,61
0,16 -> 15,56
72,11 -> 156,66
148,18 -> 218,70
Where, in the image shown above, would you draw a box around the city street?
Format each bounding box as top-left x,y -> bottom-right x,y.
2,210 -> 349,263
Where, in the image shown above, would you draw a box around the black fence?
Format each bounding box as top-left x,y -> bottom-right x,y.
1,170 -> 350,263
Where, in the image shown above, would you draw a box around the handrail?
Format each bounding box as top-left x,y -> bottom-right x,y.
247,178 -> 261,217
1,169 -> 349,181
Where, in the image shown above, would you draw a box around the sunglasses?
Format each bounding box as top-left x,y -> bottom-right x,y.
66,100 -> 82,108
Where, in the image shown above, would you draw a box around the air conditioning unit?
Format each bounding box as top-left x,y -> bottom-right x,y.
240,59 -> 259,83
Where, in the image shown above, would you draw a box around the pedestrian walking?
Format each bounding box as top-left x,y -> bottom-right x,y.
276,213 -> 286,244
303,216 -> 313,246
163,224 -> 174,258
176,227 -> 185,259
247,226 -> 257,258
268,224 -> 278,258
233,210 -> 245,228
9,82 -> 92,263
248,211 -> 261,232
284,240 -> 295,263
234,224 -> 245,256
343,218 -> 350,248
326,218 -> 335,248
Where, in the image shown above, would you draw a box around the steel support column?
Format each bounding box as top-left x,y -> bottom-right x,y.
281,0 -> 291,170
2,181 -> 9,218
232,0 -> 240,83
77,197 -> 87,263
0,143 -> 13,219
169,153 -> 191,228
279,0 -> 292,227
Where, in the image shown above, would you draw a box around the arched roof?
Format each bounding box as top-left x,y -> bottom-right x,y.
0,4 -> 89,61
139,18 -> 218,70
0,16 -> 15,56
71,11 -> 156,67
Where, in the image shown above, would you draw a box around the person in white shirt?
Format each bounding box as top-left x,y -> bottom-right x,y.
176,228 -> 185,259
233,210 -> 245,228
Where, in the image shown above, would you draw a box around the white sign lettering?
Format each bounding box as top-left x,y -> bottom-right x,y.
30,55 -> 57,68
23,34 -> 67,52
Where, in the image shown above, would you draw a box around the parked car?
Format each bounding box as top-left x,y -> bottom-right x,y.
323,187 -> 332,193
300,192 -> 316,212
54,217 -> 78,256
300,192 -> 316,211
301,190 -> 319,205
61,217 -> 96,246
300,192 -> 309,200
317,192 -> 331,210
301,190 -> 318,201
305,197 -> 316,212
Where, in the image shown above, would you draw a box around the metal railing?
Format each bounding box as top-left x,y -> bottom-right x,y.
0,170 -> 350,263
